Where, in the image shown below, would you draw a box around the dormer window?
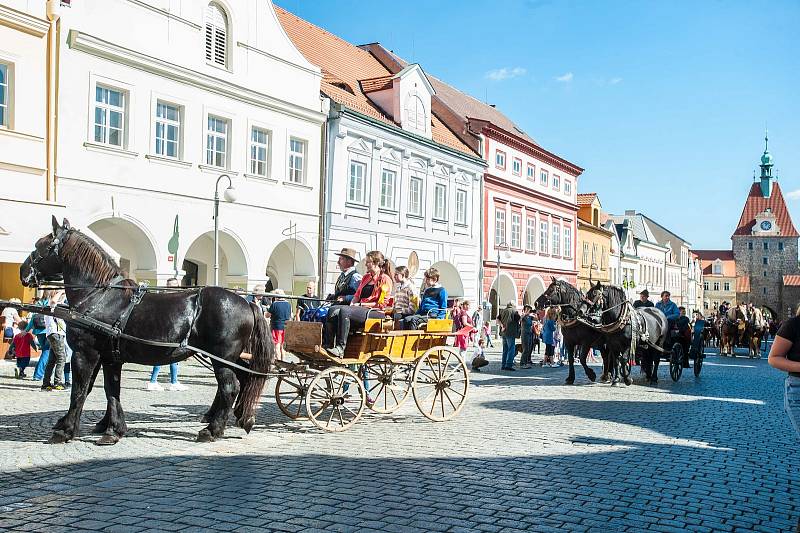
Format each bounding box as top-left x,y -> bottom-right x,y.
205,2 -> 229,69
713,260 -> 722,275
405,95 -> 426,132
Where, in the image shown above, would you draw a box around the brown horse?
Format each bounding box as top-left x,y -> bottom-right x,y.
747,307 -> 767,359
719,306 -> 745,356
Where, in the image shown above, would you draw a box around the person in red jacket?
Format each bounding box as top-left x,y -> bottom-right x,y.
11,320 -> 38,379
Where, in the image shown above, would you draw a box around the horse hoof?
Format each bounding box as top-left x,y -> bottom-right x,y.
649,379 -> 658,386
624,377 -> 633,386
238,416 -> 255,434
48,430 -> 70,444
600,373 -> 610,383
197,429 -> 216,443
586,369 -> 597,382
564,377 -> 575,385
92,423 -> 107,434
96,434 -> 119,446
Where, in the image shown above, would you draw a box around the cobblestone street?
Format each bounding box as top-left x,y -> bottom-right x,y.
0,348 -> 797,532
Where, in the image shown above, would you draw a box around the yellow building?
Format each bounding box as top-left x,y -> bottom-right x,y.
577,193 -> 613,291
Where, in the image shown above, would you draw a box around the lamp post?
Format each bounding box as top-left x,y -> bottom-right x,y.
213,174 -> 237,286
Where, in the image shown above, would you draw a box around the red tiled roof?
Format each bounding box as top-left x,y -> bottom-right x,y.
694,249 -> 736,277
784,275 -> 800,286
736,276 -> 750,293
360,75 -> 393,93
732,182 -> 799,237
275,7 -> 477,157
693,250 -> 735,261
577,193 -> 597,206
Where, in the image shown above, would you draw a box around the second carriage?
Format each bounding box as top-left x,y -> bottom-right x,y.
272,316 -> 471,432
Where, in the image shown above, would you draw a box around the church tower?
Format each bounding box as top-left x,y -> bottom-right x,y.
732,133 -> 800,318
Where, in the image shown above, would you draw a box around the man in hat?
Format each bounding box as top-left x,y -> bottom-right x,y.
327,248 -> 362,304
633,289 -> 654,309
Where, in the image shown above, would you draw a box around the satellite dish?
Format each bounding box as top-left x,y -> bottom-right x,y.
408,251 -> 419,279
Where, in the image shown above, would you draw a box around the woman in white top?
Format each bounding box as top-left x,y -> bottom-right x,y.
2,298 -> 22,345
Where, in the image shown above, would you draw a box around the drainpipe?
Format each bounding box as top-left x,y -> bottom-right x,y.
45,0 -> 60,202
317,98 -> 332,293
477,137 -> 485,309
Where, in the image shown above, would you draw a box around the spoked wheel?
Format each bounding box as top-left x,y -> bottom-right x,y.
305,367 -> 365,432
274,371 -> 318,420
669,343 -> 683,382
363,357 -> 412,414
693,342 -> 704,377
412,346 -> 469,422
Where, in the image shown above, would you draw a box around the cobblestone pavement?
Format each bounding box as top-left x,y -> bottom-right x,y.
0,345 -> 797,533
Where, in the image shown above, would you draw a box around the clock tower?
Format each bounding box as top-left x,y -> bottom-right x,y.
731,133 -> 800,318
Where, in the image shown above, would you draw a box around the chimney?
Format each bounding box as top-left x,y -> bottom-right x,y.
625,210 -> 636,215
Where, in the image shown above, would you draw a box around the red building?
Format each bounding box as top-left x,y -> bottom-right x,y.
363,43 -> 581,315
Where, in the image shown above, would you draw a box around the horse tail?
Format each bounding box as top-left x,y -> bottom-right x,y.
234,302 -> 275,433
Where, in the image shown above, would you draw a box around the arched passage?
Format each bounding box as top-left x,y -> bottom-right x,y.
488,273 -> 517,319
523,275 -> 546,307
88,217 -> 158,283
266,238 -> 316,294
430,261 -> 464,301
183,230 -> 248,287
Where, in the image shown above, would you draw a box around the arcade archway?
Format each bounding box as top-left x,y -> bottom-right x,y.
88,217 -> 157,283
183,230 -> 248,287
266,238 -> 316,294
430,261 -> 464,301
488,273 -> 517,319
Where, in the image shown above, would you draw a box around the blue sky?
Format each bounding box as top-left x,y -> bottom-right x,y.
277,0 -> 800,249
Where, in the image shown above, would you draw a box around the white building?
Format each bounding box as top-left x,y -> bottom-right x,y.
278,8 -> 485,303
609,213 -> 670,301
8,0 -> 326,293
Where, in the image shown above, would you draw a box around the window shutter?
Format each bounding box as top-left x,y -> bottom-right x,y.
205,3 -> 228,67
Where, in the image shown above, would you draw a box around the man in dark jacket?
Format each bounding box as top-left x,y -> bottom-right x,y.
328,248 -> 361,304
497,302 -> 521,371
633,289 -> 654,309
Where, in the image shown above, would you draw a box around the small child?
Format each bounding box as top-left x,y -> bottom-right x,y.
391,266 -> 416,325
482,321 -> 493,348
471,338 -> 488,372
11,320 -> 38,379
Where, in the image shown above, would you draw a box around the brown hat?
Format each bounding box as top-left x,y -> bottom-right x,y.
335,247 -> 359,262
639,289 -> 649,297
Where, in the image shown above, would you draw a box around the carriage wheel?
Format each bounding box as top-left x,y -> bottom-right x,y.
669,343 -> 683,382
363,357 -> 412,414
693,341 -> 704,377
305,367 -> 365,432
274,371 -> 317,420
412,346 -> 469,422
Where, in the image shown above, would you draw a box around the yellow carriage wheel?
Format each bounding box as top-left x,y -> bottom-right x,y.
305,367 -> 365,432
363,356 -> 412,414
412,346 -> 469,422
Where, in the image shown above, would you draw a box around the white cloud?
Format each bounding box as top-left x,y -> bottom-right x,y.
786,189 -> 800,200
486,67 -> 527,81
609,77 -> 623,85
555,72 -> 574,83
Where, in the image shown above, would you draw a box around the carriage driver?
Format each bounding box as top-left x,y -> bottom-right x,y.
656,290 -> 680,333
327,248 -> 362,304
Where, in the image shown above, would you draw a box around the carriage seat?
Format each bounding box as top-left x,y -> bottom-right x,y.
425,318 -> 453,333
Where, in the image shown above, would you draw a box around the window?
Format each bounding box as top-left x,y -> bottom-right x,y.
155,102 -> 181,158
591,243 -> 597,264
553,175 -> 560,190
526,217 -> 536,251
379,169 -> 396,209
748,242 -> 753,250
94,85 -> 126,147
495,150 -> 506,170
723,282 -> 730,291
763,287 -> 767,296
405,95 -> 426,131
764,270 -> 768,277
0,63 -> 9,128
764,242 -> 769,251
563,227 -> 572,258
779,241 -> 784,251
408,176 -> 423,216
434,184 -> 447,220
495,209 -> 506,246
703,281 -> 709,291
552,224 -> 561,256
288,138 -> 306,184
713,262 -> 722,275
249,127 -> 270,176
713,282 -> 720,291
540,169 -> 548,186
564,180 -> 572,195
527,164 -> 535,180
512,158 -> 522,176
763,257 -> 768,265
582,242 -> 589,267
455,190 -> 467,225
511,213 -> 521,249
540,220 -> 549,253
205,115 -> 228,168
348,161 -> 365,204
205,2 -> 229,68
601,246 -> 607,269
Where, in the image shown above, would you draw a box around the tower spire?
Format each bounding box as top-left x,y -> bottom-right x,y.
759,130 -> 774,197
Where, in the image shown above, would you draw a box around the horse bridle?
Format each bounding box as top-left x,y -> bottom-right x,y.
24,227 -> 70,288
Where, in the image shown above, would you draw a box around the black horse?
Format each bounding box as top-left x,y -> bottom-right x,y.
534,278 -> 609,385
20,217 -> 274,445
585,282 -> 669,386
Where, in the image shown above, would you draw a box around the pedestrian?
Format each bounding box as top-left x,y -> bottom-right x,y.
767,304 -> 800,441
453,300 -> 475,357
520,305 -> 534,369
28,293 -> 50,381
2,298 -> 21,356
482,320 -> 493,348
11,320 -> 37,379
267,289 -> 293,361
41,291 -> 67,391
532,318 -> 542,355
497,301 -> 520,371
147,277 -> 188,391
471,338 -> 488,372
541,307 -> 558,367
295,281 -> 320,320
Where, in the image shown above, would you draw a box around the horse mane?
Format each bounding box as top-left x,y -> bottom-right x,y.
61,230 -> 123,285
602,285 -> 627,310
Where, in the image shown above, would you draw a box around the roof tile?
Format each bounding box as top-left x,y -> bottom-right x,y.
732,182 -> 799,237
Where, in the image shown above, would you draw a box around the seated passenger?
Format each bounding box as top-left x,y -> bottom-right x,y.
391,266 -> 417,326
323,251 -> 393,358
402,267 -> 448,330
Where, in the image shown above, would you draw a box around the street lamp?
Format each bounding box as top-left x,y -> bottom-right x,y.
213,174 -> 237,286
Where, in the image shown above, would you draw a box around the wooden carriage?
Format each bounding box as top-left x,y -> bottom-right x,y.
274,317 -> 470,432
